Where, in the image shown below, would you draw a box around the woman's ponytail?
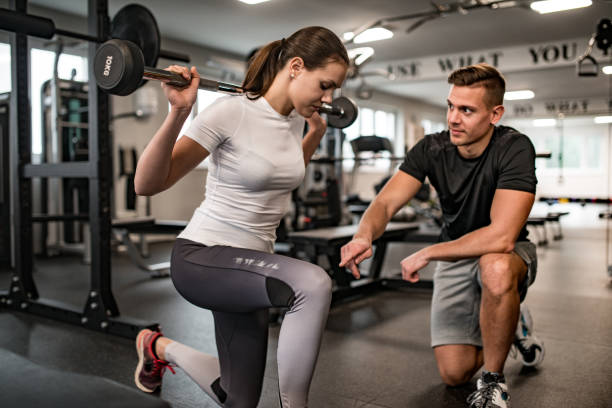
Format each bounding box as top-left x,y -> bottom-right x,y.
242,27 -> 349,100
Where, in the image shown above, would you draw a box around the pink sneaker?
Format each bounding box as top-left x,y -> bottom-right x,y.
134,329 -> 175,392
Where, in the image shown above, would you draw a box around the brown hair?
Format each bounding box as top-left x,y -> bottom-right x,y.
447,63 -> 506,107
242,26 -> 349,99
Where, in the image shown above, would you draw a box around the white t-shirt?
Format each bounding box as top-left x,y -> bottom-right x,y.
177,94 -> 306,253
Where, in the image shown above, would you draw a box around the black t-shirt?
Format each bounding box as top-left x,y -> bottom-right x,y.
400,125 -> 537,242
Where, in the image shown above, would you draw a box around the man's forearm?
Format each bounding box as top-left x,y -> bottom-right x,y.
354,200 -> 394,243
422,225 -> 516,262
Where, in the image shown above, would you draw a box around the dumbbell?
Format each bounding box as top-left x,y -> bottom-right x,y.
93,39 -> 358,128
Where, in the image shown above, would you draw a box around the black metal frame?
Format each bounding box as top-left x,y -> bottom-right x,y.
0,93 -> 10,269
0,0 -> 158,339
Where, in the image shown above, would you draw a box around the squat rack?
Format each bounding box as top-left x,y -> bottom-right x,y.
0,0 -> 158,339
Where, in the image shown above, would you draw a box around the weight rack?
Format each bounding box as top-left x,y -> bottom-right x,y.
0,0 -> 158,339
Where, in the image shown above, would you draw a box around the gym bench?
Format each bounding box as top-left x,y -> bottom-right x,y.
287,222 -> 437,305
545,211 -> 569,240
526,217 -> 548,246
112,218 -> 187,277
526,211 -> 569,246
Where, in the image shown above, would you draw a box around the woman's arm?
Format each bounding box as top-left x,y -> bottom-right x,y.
302,112 -> 327,166
135,131 -> 210,196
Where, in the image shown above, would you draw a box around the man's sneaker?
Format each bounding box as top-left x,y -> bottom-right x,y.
134,329 -> 175,393
467,372 -> 510,408
510,303 -> 545,367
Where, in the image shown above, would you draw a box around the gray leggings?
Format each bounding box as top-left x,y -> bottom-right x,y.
169,238 -> 332,408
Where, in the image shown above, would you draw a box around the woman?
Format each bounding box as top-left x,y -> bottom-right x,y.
133,26 -> 349,408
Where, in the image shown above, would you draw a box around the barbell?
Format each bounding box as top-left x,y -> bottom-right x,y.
94,39 -> 358,129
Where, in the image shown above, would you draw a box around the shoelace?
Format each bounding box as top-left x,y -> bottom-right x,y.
467,382 -> 506,408
151,357 -> 176,377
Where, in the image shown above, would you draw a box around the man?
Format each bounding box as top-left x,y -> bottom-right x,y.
340,63 -> 544,408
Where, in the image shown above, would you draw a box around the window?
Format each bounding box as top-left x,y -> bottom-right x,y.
342,106 -> 398,171
503,116 -> 606,172
0,44 -> 89,155
420,119 -> 445,135
0,43 -> 10,93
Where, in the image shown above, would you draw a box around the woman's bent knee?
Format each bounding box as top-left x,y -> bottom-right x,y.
290,265 -> 332,311
302,265 -> 332,295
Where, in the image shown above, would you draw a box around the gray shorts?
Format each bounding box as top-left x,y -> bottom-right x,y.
430,241 -> 537,348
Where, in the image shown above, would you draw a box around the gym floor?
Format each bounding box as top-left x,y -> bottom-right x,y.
1,202 -> 611,407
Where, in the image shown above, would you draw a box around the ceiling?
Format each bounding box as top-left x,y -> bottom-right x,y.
16,0 -> 612,109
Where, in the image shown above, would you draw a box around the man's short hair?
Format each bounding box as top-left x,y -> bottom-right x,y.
447,63 -> 506,107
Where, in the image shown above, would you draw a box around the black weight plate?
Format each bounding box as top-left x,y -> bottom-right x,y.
94,40 -> 126,92
119,40 -> 147,96
94,39 -> 145,95
327,96 -> 358,129
111,4 -> 160,89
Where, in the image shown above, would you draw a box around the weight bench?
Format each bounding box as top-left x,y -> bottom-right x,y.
112,218 -> 187,277
287,222 -> 436,305
527,211 -> 569,246
546,211 -> 569,240
526,217 -> 548,246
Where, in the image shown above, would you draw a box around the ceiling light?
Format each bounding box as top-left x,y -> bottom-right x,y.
343,32 -> 355,41
603,65 -> 612,75
594,116 -> 612,124
353,27 -> 393,44
533,118 -> 557,127
348,47 -> 375,66
238,0 -> 270,4
505,90 -> 535,100
491,1 -> 520,8
530,0 -> 592,14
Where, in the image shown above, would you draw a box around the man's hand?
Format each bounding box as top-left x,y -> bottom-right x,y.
400,249 -> 430,282
339,237 -> 372,279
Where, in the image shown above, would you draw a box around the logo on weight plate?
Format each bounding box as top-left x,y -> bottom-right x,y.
103,56 -> 113,77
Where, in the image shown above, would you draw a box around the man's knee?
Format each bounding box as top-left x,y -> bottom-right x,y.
438,366 -> 473,386
479,254 -> 519,298
434,345 -> 481,386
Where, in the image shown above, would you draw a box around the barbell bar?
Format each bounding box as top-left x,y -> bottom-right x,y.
94,39 -> 358,129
